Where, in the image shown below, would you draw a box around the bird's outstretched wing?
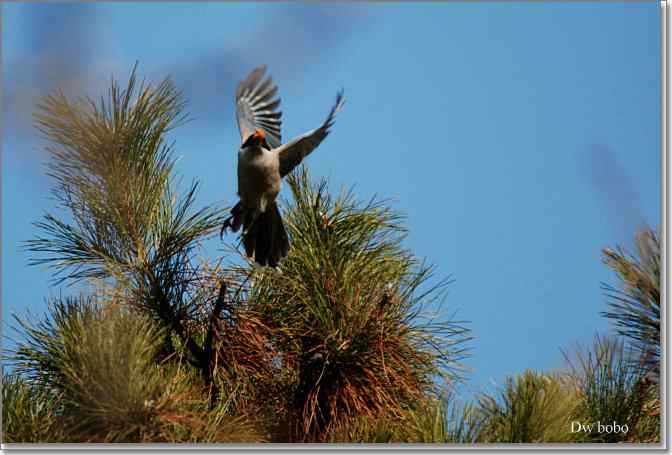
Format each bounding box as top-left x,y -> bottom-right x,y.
276,91 -> 344,177
236,66 -> 282,149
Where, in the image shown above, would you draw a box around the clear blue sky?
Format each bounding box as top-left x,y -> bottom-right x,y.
2,3 -> 661,398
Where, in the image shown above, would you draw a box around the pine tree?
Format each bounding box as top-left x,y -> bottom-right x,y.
5,65 -> 472,443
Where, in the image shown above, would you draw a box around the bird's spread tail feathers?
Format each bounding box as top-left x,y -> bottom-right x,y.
220,202 -> 289,267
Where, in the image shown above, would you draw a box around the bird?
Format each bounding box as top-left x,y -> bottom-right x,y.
220,66 -> 345,267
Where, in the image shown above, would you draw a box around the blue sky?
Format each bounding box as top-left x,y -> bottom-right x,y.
2,3 -> 661,398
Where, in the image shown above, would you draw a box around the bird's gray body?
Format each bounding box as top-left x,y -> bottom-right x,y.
237,145 -> 281,214
221,65 -> 344,267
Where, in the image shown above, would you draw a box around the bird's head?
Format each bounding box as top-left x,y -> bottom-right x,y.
243,129 -> 269,149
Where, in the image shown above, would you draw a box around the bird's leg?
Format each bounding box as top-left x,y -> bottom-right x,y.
219,221 -> 228,240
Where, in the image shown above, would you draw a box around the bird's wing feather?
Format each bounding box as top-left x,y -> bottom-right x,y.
276,91 -> 344,177
236,65 -> 282,149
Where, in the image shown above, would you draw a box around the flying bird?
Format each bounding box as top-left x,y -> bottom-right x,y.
220,66 -> 345,267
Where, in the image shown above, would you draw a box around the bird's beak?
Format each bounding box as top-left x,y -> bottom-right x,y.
253,129 -> 266,141
242,129 -> 266,148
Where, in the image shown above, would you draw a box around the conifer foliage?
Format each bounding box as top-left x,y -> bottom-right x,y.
3,66 -> 660,444
5,67 -> 472,443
